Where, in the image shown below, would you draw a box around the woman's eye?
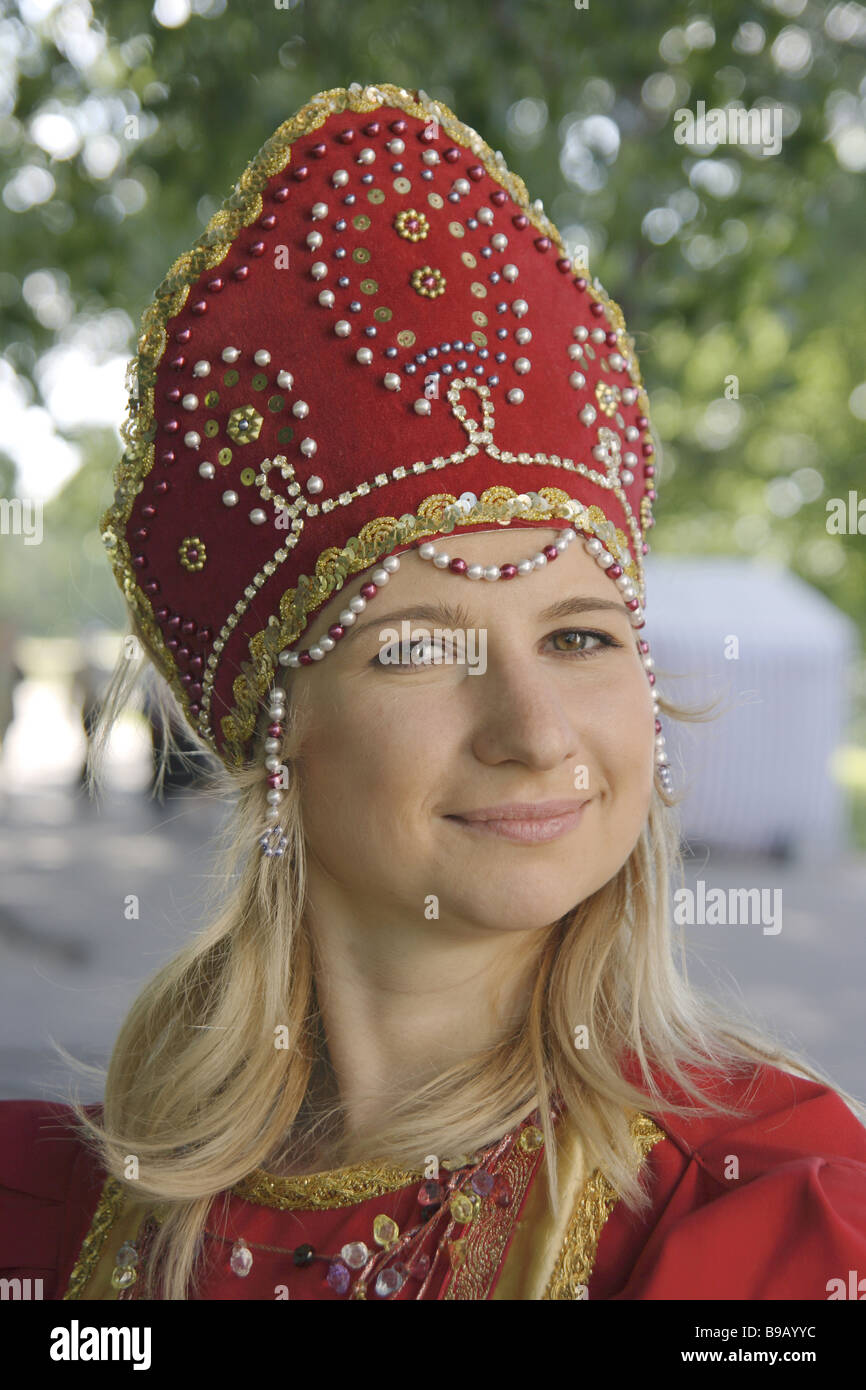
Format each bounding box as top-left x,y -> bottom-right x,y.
373,637 -> 455,668
370,628 -> 622,669
550,629 -> 621,659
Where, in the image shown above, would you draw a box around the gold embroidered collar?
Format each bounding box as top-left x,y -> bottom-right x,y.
232,1159 -> 426,1211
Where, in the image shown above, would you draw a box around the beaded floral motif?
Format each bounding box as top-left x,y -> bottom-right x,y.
178,535 -> 206,572
226,404 -> 263,445
394,208 -> 429,241
410,265 -> 446,298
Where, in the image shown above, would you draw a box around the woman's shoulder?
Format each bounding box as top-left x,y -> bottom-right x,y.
645,1056 -> 866,1166
0,1098 -> 108,1300
594,1058 -> 866,1299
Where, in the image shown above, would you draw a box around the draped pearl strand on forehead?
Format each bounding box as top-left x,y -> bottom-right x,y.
257,528 -> 672,856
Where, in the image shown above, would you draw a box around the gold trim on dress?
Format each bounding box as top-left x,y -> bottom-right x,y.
542,1112 -> 667,1299
62,1112 -> 667,1298
62,1176 -> 127,1300
232,1158 -> 426,1211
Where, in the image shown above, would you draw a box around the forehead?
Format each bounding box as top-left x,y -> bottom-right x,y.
317,531 -> 629,632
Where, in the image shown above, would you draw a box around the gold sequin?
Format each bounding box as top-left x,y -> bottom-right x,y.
461,251 -> 477,268
392,176 -> 411,194
448,220 -> 465,238
470,281 -> 487,299
352,213 -> 371,230
471,311 -> 487,328
471,330 -> 487,347
373,306 -> 392,322
427,191 -> 444,209
367,188 -> 385,204
352,247 -> 371,264
396,329 -> 415,347
360,278 -> 378,294
217,447 -> 232,465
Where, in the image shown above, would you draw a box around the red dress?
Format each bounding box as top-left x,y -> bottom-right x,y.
2,1060 -> 865,1300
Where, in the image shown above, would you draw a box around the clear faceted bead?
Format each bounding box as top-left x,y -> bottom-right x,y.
110,1265 -> 137,1291
230,1238 -> 253,1277
115,1241 -> 139,1269
374,1265 -> 405,1298
341,1241 -> 370,1270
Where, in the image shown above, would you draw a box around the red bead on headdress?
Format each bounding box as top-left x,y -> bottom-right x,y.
101,82 -> 664,791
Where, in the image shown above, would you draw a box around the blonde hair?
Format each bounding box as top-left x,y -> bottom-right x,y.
59,610 -> 865,1299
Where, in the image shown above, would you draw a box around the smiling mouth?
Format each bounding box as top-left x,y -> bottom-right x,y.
445,804 -> 588,844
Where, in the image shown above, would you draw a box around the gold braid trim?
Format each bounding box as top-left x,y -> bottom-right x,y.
62,1176 -> 127,1300
232,1159 -> 426,1211
99,81 -> 654,770
542,1113 -> 667,1299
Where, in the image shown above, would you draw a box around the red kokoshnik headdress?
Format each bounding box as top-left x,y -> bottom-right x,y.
101,81 -> 668,799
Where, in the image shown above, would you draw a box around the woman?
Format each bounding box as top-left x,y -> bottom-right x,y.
2,81 -> 865,1302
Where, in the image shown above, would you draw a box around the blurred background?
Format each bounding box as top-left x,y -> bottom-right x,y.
1,0 -> 865,1102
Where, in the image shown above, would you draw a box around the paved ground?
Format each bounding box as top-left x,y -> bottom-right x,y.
1,781 -> 864,1106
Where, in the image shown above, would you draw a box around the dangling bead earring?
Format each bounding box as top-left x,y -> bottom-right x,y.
258,684 -> 288,857
642,647 -> 673,792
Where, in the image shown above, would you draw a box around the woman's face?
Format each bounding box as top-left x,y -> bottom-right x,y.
286,528 -> 656,935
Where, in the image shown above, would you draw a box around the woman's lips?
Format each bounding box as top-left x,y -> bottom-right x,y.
446,803 -> 589,844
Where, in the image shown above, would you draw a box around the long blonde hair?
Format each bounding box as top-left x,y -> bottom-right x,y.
60,610 -> 864,1299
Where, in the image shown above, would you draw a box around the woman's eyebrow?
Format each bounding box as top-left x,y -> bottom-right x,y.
345,594 -> 632,642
